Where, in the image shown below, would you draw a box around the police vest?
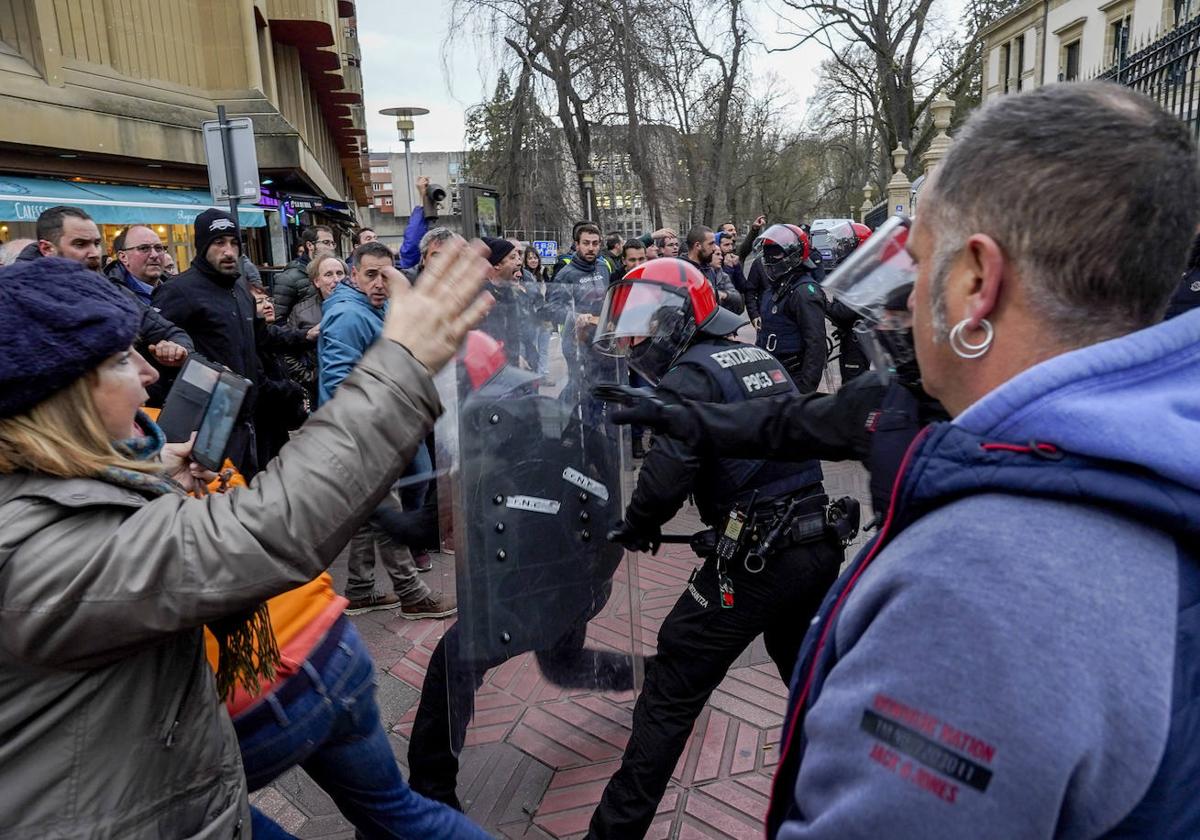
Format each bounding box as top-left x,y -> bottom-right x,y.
758,281 -> 806,355
865,382 -> 923,514
672,341 -> 823,516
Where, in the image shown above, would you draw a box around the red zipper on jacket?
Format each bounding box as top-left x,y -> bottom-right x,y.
766,424 -> 934,832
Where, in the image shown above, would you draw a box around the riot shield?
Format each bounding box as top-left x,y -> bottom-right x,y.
407,270 -> 644,809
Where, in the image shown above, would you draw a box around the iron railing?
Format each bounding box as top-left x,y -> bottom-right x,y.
1097,13 -> 1200,138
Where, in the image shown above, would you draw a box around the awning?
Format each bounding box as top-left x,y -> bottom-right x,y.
0,175 -> 267,227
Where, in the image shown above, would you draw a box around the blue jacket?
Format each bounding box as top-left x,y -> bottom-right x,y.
316,281 -> 385,405
768,308 -> 1200,839
397,206 -> 427,270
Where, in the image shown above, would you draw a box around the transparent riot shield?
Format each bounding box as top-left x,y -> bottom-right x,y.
407,269 -> 643,809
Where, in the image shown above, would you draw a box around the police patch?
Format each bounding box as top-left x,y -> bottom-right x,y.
728,356 -> 793,398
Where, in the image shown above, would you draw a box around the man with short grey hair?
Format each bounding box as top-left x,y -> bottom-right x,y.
402,226 -> 455,282
767,81 -> 1200,839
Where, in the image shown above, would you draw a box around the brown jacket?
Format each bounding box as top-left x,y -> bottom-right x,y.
0,340 -> 439,839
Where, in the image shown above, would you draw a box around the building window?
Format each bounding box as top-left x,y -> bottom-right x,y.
384,197 -> 393,207
1110,16 -> 1131,63
1064,40 -> 1081,80
1016,35 -> 1026,90
1001,43 -> 1012,92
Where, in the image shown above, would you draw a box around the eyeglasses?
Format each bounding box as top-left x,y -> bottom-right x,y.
121,244 -> 167,254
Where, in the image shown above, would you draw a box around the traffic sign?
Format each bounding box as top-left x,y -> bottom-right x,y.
202,115 -> 260,202
533,240 -> 558,260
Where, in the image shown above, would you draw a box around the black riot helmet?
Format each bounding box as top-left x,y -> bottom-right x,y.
746,224 -> 812,283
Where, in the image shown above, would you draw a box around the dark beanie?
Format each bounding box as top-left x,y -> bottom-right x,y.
194,208 -> 240,256
482,236 -> 515,266
0,257 -> 140,418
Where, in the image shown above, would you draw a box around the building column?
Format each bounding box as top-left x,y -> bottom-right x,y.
860,183 -> 876,223
887,146 -> 913,217
922,94 -> 956,177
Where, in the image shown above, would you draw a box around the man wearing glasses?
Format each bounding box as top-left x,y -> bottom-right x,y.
273,225 -> 337,321
109,225 -> 169,306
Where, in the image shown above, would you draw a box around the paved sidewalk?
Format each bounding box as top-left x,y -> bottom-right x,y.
251,455 -> 871,839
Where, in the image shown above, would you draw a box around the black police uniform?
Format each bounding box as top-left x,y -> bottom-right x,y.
653,372 -> 949,517
588,337 -> 843,839
826,298 -> 870,384
408,382 -> 635,809
756,268 -> 829,393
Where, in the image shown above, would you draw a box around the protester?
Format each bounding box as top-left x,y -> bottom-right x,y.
282,255 -> 346,408
477,237 -> 538,370
767,81 -> 1200,839
249,282 -> 309,466
273,225 -> 335,321
403,226 -> 455,282
685,224 -> 744,313
0,240 -> 494,839
318,240 -> 455,618
108,224 -> 168,305
355,226 -> 378,245
397,176 -> 433,270
153,210 -> 312,476
161,250 -> 178,277
523,245 -> 554,384
16,207 -> 192,374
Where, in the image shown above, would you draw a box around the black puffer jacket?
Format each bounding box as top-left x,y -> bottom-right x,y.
271,256 -> 312,322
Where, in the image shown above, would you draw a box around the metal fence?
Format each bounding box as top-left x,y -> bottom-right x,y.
1097,13 -> 1200,138
863,200 -> 889,230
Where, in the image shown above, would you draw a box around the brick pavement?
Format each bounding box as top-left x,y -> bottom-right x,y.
252,456 -> 872,839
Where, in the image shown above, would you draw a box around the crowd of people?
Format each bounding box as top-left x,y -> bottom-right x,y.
1,80 -> 1199,840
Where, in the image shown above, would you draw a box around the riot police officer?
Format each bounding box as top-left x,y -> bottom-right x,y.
747,224 -> 829,392
585,258 -> 846,839
407,331 -> 636,809
607,216 -> 948,520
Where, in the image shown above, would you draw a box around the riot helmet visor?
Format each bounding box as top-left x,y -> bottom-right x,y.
821,214 -> 915,323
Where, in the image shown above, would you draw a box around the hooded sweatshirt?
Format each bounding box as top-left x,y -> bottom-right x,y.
768,308 -> 1200,839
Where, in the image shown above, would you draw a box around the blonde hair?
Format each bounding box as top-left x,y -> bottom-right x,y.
0,374 -> 163,479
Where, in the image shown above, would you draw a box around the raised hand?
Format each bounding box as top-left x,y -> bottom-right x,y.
382,237 -> 493,373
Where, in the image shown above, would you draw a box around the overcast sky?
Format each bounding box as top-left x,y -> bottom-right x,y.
358,0 -> 965,154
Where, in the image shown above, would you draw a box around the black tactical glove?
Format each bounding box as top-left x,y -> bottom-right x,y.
607,519 -> 662,554
591,384 -> 700,443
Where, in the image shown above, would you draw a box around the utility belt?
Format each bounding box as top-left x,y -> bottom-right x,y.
686,492 -> 861,608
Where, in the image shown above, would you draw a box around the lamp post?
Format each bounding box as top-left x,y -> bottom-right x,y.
379,106 -> 430,209
578,168 -> 596,221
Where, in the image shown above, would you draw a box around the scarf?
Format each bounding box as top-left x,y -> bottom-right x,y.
107,412 -> 281,700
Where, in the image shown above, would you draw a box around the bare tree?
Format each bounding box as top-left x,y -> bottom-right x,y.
775,0 -> 976,171
679,0 -> 751,226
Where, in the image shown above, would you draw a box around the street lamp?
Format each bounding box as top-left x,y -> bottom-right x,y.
578,169 -> 596,221
379,106 -> 430,209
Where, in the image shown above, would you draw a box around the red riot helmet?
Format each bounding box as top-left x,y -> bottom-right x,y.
458,330 -> 540,398
593,258 -> 748,385
746,223 -> 812,282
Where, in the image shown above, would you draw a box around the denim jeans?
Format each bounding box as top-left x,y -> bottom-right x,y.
236,619 -> 491,840
536,326 -> 551,375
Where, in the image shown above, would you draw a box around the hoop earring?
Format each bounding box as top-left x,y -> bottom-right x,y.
949,318 -> 994,359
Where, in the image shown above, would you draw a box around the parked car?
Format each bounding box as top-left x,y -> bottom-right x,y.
810,221 -> 857,272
